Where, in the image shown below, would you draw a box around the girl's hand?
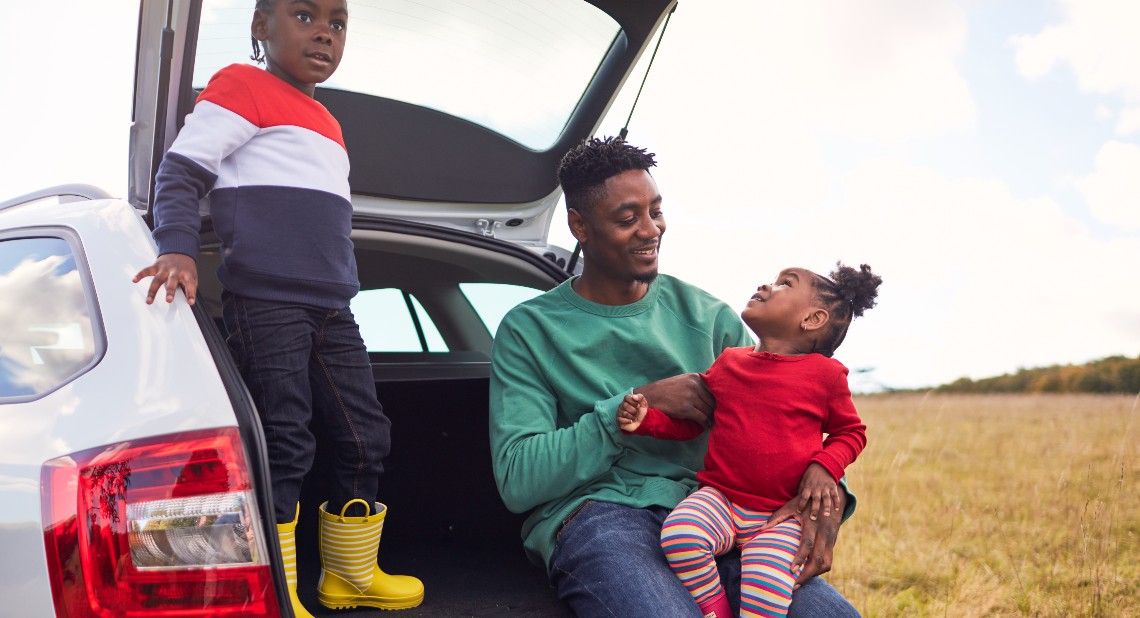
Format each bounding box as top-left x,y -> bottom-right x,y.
794,463 -> 840,523
761,463 -> 839,529
617,393 -> 648,433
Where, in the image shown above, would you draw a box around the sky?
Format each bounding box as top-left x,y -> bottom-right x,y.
2,0 -> 1138,391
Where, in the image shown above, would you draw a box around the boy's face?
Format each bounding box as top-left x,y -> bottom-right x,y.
253,0 -> 348,95
740,268 -> 820,338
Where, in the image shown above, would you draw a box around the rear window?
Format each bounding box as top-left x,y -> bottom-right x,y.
193,0 -> 620,149
0,235 -> 103,401
460,283 -> 544,336
352,287 -> 447,352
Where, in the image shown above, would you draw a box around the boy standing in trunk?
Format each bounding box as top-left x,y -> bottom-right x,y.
133,1 -> 423,614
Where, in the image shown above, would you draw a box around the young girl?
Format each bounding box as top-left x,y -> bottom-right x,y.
619,262 -> 881,618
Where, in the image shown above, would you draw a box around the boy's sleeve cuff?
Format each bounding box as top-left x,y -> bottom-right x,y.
154,230 -> 201,261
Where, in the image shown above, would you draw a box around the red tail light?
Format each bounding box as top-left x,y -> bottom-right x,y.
41,427 -> 281,617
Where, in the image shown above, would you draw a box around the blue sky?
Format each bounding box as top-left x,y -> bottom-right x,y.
3,1 -> 1138,391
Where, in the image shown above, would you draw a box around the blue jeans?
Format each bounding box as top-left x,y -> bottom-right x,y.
222,292 -> 391,523
549,501 -> 859,617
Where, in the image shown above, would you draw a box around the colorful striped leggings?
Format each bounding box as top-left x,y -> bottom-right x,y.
661,486 -> 803,618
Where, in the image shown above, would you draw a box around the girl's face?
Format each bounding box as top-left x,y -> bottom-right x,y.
740,267 -> 821,339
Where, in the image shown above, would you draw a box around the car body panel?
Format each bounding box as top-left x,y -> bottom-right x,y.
0,196 -> 244,616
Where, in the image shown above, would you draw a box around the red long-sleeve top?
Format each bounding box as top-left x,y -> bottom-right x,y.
633,348 -> 866,512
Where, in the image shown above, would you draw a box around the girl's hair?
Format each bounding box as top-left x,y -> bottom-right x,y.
811,262 -> 881,357
250,0 -> 273,63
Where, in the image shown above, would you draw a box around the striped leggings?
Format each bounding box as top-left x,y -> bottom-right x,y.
661,486 -> 802,618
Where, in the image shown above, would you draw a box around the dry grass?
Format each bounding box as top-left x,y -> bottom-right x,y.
829,393 -> 1139,617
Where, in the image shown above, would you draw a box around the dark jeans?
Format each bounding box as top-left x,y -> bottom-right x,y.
550,501 -> 860,617
222,292 -> 391,523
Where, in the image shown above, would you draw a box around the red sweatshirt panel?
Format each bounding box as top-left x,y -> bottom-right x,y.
197,64 -> 346,149
635,348 -> 866,512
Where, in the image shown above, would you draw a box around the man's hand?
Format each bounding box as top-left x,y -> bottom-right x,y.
633,373 -> 714,426
133,253 -> 199,305
761,464 -> 845,587
617,393 -> 648,432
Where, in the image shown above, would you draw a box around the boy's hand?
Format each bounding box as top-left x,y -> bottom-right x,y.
133,253 -> 199,306
617,393 -> 648,433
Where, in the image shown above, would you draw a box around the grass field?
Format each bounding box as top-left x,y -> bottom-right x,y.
829,394 -> 1138,617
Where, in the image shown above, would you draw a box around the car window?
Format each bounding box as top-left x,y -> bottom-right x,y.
352,288 -> 447,352
0,236 -> 102,401
459,283 -> 544,337
193,0 -> 619,149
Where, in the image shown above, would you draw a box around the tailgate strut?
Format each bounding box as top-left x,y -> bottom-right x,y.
567,6 -> 676,275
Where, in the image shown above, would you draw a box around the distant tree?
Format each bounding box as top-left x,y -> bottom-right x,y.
932,355 -> 1140,394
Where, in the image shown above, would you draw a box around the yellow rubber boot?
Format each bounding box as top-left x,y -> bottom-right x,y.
276,505 -> 316,618
317,499 -> 425,610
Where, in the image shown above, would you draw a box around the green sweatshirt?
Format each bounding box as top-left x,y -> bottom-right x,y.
489,275 -> 753,568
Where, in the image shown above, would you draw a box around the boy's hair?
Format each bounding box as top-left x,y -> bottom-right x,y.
557,137 -> 656,215
812,263 -> 882,357
250,0 -> 274,63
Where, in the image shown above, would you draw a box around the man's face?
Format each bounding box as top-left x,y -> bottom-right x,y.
571,169 -> 666,284
253,0 -> 348,94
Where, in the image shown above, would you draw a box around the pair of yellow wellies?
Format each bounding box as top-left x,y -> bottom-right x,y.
276,499 -> 424,615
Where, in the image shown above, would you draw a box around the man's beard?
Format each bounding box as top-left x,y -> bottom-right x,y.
633,269 -> 659,284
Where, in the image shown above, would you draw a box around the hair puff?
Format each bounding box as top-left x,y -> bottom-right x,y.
828,262 -> 882,318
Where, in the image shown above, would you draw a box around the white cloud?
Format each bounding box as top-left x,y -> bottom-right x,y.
1078,141 -> 1140,230
637,0 -> 975,146
1117,107 -> 1140,136
0,2 -> 135,200
0,255 -> 95,394
1012,0 -> 1140,130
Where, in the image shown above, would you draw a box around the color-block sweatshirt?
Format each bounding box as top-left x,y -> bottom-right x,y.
489,275 -> 755,569
633,349 -> 867,512
152,63 -> 358,308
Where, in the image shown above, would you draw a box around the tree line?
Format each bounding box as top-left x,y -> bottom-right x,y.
933,355 -> 1140,394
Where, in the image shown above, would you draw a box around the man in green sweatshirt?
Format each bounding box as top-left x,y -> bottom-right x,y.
489,137 -> 857,617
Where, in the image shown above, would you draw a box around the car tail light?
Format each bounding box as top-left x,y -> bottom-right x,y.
41,427 -> 281,617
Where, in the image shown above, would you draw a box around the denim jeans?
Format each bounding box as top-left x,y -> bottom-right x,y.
549,501 -> 859,617
222,292 -> 391,523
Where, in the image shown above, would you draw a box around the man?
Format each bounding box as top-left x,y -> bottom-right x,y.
489,137 -> 858,616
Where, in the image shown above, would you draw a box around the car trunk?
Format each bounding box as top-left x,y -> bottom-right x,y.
298,377 -> 569,617
196,219 -> 572,615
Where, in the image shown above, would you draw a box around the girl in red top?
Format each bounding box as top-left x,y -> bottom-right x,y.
619,263 -> 881,618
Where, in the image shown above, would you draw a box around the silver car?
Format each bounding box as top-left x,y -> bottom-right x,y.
0,0 -> 674,615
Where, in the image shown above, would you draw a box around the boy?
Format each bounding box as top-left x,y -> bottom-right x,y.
133,0 -> 423,614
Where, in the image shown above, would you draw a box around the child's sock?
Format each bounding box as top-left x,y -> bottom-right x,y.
698,591 -> 733,618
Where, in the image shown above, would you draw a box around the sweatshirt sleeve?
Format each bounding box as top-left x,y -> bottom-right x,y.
152,66 -> 260,260
811,366 -> 868,482
631,406 -> 705,440
489,314 -> 626,514
714,303 -> 755,351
